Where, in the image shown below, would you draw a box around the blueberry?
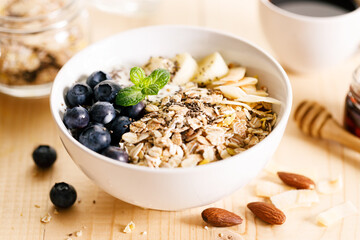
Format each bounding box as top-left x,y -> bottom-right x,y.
94,80 -> 121,103
50,182 -> 77,208
86,71 -> 111,89
66,83 -> 93,107
63,106 -> 90,129
32,145 -> 57,168
79,124 -> 111,152
120,101 -> 146,120
89,101 -> 116,124
101,146 -> 129,163
109,116 -> 131,144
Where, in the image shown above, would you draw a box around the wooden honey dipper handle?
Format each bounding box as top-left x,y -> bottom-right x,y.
294,100 -> 360,153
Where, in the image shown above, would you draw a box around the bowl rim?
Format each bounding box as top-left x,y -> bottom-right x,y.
50,24 -> 292,174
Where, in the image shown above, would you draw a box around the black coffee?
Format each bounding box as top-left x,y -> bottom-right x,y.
270,0 -> 358,17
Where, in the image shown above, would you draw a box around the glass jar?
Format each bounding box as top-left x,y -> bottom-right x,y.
0,0 -> 90,98
344,65 -> 360,137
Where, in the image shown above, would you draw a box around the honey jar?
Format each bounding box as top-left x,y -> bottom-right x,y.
344,65 -> 360,137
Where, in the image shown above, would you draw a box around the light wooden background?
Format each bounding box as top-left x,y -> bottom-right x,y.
1,0 -> 360,239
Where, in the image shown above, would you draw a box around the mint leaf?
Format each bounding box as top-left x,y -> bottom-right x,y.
130,67 -> 145,86
115,85 -> 145,106
141,84 -> 160,95
115,67 -> 170,106
151,69 -> 170,89
143,69 -> 170,89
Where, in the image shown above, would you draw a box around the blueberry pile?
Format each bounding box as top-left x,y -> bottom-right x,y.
63,71 -> 146,163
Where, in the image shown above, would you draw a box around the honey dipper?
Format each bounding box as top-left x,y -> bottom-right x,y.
294,100 -> 360,152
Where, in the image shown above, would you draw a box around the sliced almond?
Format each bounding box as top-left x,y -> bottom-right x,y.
317,201 -> 358,227
317,175 -> 343,194
255,181 -> 293,198
270,190 -> 319,211
201,208 -> 243,227
277,172 -> 316,190
219,67 -> 246,82
240,84 -> 257,94
219,86 -> 281,104
247,202 -> 286,225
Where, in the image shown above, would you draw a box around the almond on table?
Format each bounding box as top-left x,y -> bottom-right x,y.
277,171 -> 316,190
201,207 -> 243,227
247,202 -> 286,225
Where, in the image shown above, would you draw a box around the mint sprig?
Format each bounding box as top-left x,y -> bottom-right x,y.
116,67 -> 170,107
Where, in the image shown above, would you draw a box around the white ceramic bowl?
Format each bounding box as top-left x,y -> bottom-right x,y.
50,25 -> 292,211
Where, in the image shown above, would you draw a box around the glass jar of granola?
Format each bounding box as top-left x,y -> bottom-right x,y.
0,0 -> 90,97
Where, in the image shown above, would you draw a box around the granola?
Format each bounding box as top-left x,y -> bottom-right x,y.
121,87 -> 277,168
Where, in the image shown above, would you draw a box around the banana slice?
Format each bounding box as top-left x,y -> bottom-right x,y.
142,56 -> 175,76
193,52 -> 229,85
172,53 -> 198,85
317,201 -> 358,227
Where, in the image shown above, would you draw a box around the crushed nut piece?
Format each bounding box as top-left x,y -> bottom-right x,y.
75,230 -> 82,237
123,221 -> 136,233
40,213 -> 52,223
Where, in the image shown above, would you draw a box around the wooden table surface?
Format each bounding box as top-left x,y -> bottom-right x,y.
1,0 -> 360,239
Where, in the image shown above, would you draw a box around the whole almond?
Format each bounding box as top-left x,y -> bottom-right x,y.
201,208 -> 243,227
247,202 -> 286,225
277,171 -> 315,189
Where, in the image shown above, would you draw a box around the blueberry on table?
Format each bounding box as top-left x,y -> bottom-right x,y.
89,101 -> 116,125
65,83 -> 93,107
50,182 -> 77,208
101,146 -> 129,163
32,145 -> 57,168
79,124 -> 111,152
109,116 -> 132,144
94,80 -> 121,103
63,106 -> 90,129
86,71 -> 111,89
120,101 -> 146,120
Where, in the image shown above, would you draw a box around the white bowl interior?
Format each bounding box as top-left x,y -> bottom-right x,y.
50,25 -> 292,210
